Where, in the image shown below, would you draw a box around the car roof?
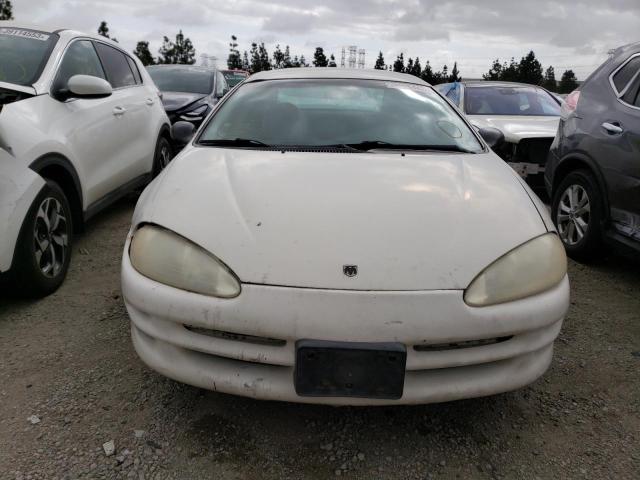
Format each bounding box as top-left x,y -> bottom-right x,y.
246,68 -> 430,85
0,22 -> 120,43
147,64 -> 217,73
458,80 -> 543,88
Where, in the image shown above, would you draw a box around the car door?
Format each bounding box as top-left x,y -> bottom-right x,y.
597,55 -> 640,240
48,39 -> 131,208
93,42 -> 151,188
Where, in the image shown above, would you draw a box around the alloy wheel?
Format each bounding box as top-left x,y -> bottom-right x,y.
33,197 -> 68,278
557,184 -> 590,246
158,143 -> 171,170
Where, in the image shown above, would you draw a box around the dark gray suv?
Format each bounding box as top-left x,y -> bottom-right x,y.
546,42 -> 640,260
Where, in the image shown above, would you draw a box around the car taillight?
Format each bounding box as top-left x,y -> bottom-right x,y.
561,90 -> 580,119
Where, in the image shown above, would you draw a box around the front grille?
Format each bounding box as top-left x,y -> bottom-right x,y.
184,325 -> 286,347
413,336 -> 513,352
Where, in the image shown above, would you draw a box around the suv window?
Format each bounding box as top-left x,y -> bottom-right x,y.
94,43 -> 136,88
52,40 -> 105,93
215,71 -> 228,97
621,75 -> 640,107
126,56 -> 142,84
612,55 -> 640,93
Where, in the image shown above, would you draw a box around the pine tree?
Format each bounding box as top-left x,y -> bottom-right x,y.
559,70 -> 579,93
483,59 -> 503,80
133,41 -> 155,66
410,57 -> 422,77
449,62 -> 461,82
328,54 -> 337,67
299,55 -> 308,67
406,58 -> 414,75
227,35 -> 242,69
393,53 -> 405,73
249,43 -> 261,73
374,51 -> 385,70
283,46 -> 293,68
242,51 -> 250,71
518,51 -> 543,85
158,31 -> 195,64
98,21 -> 110,38
258,43 -> 271,71
0,0 -> 14,20
421,60 -> 435,84
272,44 -> 285,69
501,58 -> 520,82
542,66 -> 557,91
313,47 -> 328,67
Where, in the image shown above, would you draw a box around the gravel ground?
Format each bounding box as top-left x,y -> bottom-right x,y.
0,196 -> 639,480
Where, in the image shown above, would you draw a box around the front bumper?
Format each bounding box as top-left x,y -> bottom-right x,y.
122,244 -> 569,406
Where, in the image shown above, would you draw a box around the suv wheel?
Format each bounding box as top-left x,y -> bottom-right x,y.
152,136 -> 173,177
12,180 -> 73,297
552,170 -> 603,261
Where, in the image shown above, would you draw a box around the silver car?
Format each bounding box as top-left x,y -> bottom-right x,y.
435,81 -> 561,186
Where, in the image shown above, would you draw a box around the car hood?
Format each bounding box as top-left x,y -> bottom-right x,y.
134,148 -> 547,291
467,115 -> 559,143
160,91 -> 207,112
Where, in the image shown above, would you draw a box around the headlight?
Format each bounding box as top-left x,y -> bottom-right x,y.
464,233 -> 566,307
180,104 -> 208,121
129,225 -> 240,298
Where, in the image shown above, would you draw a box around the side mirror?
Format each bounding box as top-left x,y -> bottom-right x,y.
67,75 -> 112,98
478,127 -> 505,149
171,121 -> 196,148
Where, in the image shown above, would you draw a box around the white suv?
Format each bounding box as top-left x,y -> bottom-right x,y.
0,24 -> 172,297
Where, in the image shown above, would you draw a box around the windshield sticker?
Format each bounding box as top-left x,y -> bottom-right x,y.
0,28 -> 50,41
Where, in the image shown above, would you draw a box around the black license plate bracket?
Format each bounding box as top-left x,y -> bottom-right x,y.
294,340 -> 406,399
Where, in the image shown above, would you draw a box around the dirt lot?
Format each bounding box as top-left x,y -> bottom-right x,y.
1,196 -> 639,480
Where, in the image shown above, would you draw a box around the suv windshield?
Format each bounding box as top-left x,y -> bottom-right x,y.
0,27 -> 58,86
147,66 -> 214,94
222,70 -> 248,88
199,79 -> 483,152
465,85 -> 560,116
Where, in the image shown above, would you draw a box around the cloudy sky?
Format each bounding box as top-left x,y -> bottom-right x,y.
13,0 -> 639,79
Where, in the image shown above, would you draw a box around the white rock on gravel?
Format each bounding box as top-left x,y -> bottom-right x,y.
134,430 -> 146,438
27,415 -> 41,425
103,440 -> 116,457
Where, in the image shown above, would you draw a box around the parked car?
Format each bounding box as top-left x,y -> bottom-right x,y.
435,81 -> 561,187
147,65 -> 229,127
546,42 -> 640,260
221,69 -> 249,88
0,24 -> 172,297
122,68 -> 569,406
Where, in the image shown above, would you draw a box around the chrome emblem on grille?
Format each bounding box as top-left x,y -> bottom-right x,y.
343,265 -> 358,277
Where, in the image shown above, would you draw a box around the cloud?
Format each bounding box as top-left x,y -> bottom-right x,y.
12,0 -> 639,78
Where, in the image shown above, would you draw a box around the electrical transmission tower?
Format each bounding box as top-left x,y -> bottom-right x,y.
357,49 -> 366,69
348,46 -> 357,68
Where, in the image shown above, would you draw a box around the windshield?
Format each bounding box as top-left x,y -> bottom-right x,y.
222,71 -> 248,88
0,27 -> 58,86
147,66 -> 214,94
199,79 -> 484,152
465,85 -> 560,116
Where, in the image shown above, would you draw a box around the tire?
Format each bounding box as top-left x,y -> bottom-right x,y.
551,169 -> 604,262
11,180 -> 73,298
152,135 -> 173,177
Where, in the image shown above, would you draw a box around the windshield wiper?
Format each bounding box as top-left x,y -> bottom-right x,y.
342,141 -> 474,153
199,138 -> 271,148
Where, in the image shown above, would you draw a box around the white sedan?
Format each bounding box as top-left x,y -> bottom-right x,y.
122,68 -> 569,405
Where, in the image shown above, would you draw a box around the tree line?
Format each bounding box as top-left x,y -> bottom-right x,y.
483,51 -> 579,93
0,5 -> 583,94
